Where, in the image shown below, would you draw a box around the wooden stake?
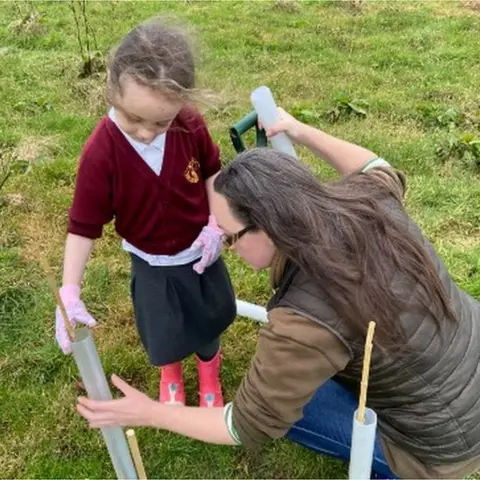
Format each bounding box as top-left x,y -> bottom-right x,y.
126,429 -> 147,479
41,259 -> 75,341
356,321 -> 376,423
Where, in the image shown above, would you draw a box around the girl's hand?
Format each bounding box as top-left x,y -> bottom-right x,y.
77,375 -> 157,428
56,284 -> 96,355
260,107 -> 305,143
191,215 -> 223,274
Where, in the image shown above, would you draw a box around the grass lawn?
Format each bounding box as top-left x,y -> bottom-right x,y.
1,0 -> 480,478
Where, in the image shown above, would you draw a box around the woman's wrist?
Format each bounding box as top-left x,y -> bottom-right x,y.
294,122 -> 320,147
147,401 -> 166,428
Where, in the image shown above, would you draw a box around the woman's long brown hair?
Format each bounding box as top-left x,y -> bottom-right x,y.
214,148 -> 456,345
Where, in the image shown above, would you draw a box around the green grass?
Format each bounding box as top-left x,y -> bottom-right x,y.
1,0 -> 480,478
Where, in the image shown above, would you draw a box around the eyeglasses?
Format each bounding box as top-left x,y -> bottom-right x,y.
222,226 -> 254,248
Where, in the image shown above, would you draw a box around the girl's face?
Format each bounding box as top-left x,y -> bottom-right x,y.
210,184 -> 277,270
112,77 -> 183,144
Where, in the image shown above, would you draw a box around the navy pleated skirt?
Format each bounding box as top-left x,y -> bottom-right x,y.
130,253 -> 236,366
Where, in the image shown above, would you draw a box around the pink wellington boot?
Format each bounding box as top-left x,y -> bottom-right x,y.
159,361 -> 185,406
196,350 -> 224,407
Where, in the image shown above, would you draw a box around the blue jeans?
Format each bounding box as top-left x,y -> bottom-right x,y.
286,380 -> 396,479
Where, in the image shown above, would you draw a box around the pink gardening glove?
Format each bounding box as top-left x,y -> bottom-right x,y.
55,284 -> 96,355
192,215 -> 223,274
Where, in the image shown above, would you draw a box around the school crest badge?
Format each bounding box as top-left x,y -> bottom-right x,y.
184,157 -> 200,183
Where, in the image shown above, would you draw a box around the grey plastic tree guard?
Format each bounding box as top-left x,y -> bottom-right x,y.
72,328 -> 137,479
235,299 -> 268,323
251,85 -> 298,158
349,407 -> 377,479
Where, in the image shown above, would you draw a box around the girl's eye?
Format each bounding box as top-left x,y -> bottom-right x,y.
123,112 -> 141,123
156,122 -> 168,128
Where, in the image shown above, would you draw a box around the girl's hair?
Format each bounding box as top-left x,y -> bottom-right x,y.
214,148 -> 456,346
106,17 -> 198,104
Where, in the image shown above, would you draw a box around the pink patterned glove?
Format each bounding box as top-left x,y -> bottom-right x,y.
192,215 -> 223,274
55,284 -> 96,355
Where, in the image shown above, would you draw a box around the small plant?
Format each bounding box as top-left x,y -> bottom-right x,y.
417,103 -> 479,130
435,133 -> 480,170
9,1 -> 46,36
417,104 -> 465,130
326,96 -> 368,123
289,107 -> 321,124
433,107 -> 465,129
70,0 -> 104,78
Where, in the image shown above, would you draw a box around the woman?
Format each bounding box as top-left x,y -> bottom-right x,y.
77,109 -> 480,479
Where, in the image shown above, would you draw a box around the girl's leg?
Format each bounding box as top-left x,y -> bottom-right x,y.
196,337 -> 220,361
191,257 -> 235,409
195,337 -> 223,407
130,254 -> 187,405
286,380 -> 396,479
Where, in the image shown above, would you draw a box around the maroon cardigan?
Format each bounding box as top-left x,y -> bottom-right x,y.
68,107 -> 220,255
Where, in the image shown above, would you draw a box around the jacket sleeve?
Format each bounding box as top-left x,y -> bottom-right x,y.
231,307 -> 350,450
359,157 -> 407,200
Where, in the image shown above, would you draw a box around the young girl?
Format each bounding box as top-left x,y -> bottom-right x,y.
55,17 -> 236,408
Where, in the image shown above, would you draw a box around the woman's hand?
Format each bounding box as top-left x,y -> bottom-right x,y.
77,374 -> 157,428
261,107 -> 376,174
261,107 -> 305,143
77,374 -> 236,445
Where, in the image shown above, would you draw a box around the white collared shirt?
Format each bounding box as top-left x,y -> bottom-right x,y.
108,108 -> 202,267
108,108 -> 166,175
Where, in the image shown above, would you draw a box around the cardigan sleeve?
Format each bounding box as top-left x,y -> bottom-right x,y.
68,124 -> 115,239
